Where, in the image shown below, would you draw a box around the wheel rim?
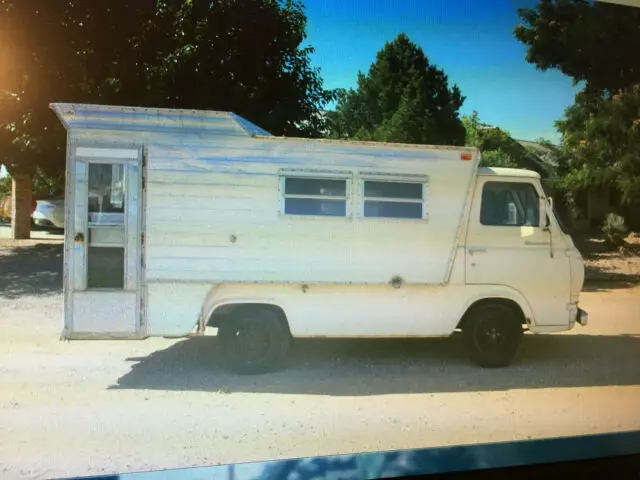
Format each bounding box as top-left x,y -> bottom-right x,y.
475,316 -> 511,355
231,320 -> 271,365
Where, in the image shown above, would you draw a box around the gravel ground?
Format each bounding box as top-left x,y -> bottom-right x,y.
0,235 -> 639,480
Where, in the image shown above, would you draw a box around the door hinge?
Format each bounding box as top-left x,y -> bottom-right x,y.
141,148 -> 148,191
140,232 -> 146,268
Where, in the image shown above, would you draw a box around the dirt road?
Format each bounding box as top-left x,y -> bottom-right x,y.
0,241 -> 639,480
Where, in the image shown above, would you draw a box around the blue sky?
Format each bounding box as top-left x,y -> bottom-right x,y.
304,0 -> 581,143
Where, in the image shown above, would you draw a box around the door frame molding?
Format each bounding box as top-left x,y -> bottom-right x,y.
62,138 -> 145,339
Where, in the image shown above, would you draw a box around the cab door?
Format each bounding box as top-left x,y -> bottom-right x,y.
464,176 -> 571,327
64,146 -> 143,339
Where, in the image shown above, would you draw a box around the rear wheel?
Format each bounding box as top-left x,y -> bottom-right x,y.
463,303 -> 523,368
218,306 -> 291,375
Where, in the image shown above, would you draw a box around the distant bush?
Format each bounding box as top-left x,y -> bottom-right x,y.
602,213 -> 628,247
479,149 -> 518,168
0,175 -> 10,197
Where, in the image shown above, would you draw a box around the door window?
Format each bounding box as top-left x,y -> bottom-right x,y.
87,163 -> 126,289
480,182 -> 540,227
88,163 -> 125,225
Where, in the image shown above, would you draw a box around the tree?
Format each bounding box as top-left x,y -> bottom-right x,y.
556,85 -> 640,205
514,0 -> 640,96
461,111 -> 524,169
462,112 -> 511,151
478,150 -> 518,169
326,33 -> 466,146
0,1 -> 160,238
0,0 -> 336,238
143,0 -> 337,137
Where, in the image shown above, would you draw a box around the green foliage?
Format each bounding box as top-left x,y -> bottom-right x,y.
0,170 -> 61,202
326,33 -> 466,146
556,85 -> 640,205
514,0 -> 640,96
147,0 -> 338,137
0,176 -> 10,197
462,111 -> 512,151
462,111 -> 553,173
515,0 -> 640,216
32,168 -> 65,198
479,150 -> 518,169
602,213 -> 628,248
0,0 -> 337,179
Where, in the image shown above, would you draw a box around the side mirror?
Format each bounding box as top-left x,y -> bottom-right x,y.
538,197 -> 547,228
539,196 -> 553,230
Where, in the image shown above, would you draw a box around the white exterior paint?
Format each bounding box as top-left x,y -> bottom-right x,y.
50,103 -> 586,342
75,147 -> 139,159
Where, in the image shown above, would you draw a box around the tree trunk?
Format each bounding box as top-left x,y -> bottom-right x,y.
10,173 -> 32,240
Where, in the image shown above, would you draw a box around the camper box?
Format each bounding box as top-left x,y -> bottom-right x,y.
51,103 -> 588,374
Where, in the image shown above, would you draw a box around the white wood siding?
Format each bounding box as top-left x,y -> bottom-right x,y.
141,138 -> 476,285
69,129 -> 477,286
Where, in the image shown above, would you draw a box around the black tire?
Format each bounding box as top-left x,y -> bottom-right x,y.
217,306 -> 291,375
463,303 -> 523,368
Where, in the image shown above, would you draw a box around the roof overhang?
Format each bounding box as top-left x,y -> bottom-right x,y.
50,103 -> 272,137
596,0 -> 640,8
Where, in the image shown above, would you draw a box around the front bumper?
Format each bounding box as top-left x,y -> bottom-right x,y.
577,308 -> 588,327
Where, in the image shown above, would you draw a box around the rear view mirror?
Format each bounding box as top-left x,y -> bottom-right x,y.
539,196 -> 553,230
538,198 -> 547,228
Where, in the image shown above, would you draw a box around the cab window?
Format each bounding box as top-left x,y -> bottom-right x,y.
480,181 -> 540,227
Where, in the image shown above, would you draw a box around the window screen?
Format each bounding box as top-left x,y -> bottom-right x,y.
282,177 -> 348,217
363,180 -> 425,219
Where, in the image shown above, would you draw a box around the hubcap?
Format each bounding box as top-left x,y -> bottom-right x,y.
477,318 -> 507,352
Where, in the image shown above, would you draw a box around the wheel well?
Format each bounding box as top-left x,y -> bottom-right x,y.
207,303 -> 290,332
457,298 -> 527,330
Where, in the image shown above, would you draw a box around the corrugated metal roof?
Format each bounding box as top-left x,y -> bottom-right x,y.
50,103 -> 273,137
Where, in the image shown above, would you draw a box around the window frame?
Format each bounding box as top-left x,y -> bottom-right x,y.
479,180 -> 542,228
358,172 -> 430,221
278,169 -> 353,219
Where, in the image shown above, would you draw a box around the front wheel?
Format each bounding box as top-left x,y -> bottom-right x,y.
463,304 -> 523,368
218,306 -> 291,375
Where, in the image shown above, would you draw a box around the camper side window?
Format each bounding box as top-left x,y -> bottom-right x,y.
282,177 -> 348,217
480,181 -> 540,227
363,180 -> 425,219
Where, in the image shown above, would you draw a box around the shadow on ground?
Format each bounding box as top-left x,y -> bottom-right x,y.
578,233 -> 640,291
583,278 -> 640,292
110,333 -> 640,396
0,242 -> 63,298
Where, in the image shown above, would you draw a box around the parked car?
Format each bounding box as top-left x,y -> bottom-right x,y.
32,198 -> 65,229
0,194 -> 47,224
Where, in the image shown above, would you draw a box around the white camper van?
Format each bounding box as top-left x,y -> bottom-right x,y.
51,103 -> 588,374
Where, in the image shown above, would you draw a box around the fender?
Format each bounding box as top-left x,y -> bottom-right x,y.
458,284 -> 536,328
197,284 -> 290,332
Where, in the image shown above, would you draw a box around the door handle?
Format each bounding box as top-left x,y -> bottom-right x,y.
468,247 -> 487,255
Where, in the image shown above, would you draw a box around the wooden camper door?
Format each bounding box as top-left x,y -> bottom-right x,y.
65,147 -> 143,338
